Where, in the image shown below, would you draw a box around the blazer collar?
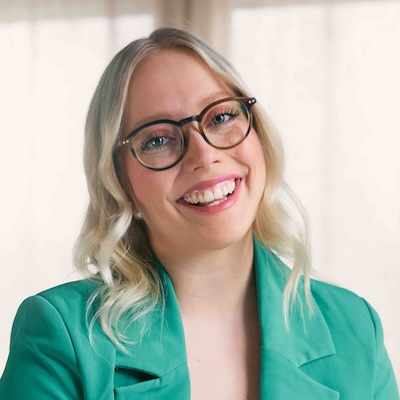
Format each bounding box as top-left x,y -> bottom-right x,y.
254,239 -> 336,366
114,267 -> 188,376
111,274 -> 191,399
254,238 -> 339,399
112,239 -> 339,399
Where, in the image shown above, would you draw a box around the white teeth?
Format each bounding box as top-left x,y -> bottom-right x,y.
214,187 -> 223,200
204,190 -> 214,203
183,179 -> 237,205
198,192 -> 205,203
190,192 -> 198,203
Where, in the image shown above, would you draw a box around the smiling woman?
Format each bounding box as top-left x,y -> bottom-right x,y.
0,28 -> 398,400
119,49 -> 266,258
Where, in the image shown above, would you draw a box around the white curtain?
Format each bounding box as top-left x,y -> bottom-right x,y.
1,0 -> 399,382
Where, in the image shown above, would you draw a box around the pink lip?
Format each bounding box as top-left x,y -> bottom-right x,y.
178,174 -> 241,200
177,176 -> 242,214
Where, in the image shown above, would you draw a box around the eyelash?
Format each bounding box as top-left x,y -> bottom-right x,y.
139,133 -> 165,150
209,108 -> 241,124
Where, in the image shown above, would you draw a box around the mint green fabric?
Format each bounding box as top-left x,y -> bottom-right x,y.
1,240 -> 398,399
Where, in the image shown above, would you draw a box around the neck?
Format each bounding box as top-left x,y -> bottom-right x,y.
155,232 -> 257,318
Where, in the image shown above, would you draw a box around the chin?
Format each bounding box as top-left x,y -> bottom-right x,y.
194,226 -> 253,251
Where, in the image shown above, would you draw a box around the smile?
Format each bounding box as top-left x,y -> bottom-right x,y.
182,179 -> 238,206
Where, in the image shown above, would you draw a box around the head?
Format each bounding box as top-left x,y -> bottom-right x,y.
75,28 -> 309,343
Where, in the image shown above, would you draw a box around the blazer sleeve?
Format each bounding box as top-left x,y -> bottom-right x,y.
363,300 -> 399,399
0,295 -> 83,400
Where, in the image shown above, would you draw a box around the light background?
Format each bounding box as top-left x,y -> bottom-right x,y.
1,0 -> 399,384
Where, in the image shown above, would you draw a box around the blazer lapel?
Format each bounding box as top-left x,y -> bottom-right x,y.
112,267 -> 190,399
254,239 -> 339,400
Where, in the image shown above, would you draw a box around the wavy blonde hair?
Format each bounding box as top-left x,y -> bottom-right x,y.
74,28 -> 312,347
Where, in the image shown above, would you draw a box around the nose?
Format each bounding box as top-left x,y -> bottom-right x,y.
181,124 -> 221,171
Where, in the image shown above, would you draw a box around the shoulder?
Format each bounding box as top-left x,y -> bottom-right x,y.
11,280 -> 98,344
309,278 -> 399,398
256,237 -> 375,329
13,279 -> 102,342
12,278 -> 113,367
256,238 -> 379,342
310,277 -> 382,353
36,279 -> 100,310
1,282 -> 117,399
311,277 -> 372,323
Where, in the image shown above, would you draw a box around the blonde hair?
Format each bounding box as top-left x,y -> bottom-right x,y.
74,27 -> 312,347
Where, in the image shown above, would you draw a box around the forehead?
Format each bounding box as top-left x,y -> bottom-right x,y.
124,49 -> 234,130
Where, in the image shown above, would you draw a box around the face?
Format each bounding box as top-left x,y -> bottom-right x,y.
120,49 -> 266,258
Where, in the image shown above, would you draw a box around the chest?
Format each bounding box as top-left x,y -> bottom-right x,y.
183,321 -> 261,400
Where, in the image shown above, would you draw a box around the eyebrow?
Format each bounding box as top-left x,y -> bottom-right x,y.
199,91 -> 235,108
127,90 -> 235,134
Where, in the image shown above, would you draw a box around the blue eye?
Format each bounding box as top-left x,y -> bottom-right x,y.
134,124 -> 182,157
213,111 -> 239,125
207,108 -> 241,131
140,134 -> 175,153
142,135 -> 167,150
212,114 -> 228,125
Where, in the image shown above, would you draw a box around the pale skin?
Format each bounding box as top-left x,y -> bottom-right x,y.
121,49 -> 267,399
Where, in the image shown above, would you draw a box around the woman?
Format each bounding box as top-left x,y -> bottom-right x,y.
0,28 -> 398,399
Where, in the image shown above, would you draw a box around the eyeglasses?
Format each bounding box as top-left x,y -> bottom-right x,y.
118,96 -> 257,171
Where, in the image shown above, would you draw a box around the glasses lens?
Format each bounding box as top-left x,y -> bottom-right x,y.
132,123 -> 184,169
202,100 -> 251,148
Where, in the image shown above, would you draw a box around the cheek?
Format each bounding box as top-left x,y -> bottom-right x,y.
125,163 -> 177,211
120,152 -> 151,203
127,168 -> 152,203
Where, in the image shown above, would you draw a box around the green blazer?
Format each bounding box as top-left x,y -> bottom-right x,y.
1,240 -> 398,399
